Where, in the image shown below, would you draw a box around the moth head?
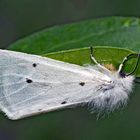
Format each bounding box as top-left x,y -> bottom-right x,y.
90,56 -> 139,115
89,47 -> 139,114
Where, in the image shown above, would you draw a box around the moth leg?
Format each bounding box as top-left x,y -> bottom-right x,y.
90,46 -> 111,73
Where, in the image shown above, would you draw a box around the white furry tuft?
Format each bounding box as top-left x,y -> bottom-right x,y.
88,73 -> 135,114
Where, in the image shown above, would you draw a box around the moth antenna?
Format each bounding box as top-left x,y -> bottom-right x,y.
89,46 -> 111,73
132,54 -> 140,84
118,53 -> 136,73
118,53 -> 140,77
90,46 -> 99,65
126,53 -> 140,76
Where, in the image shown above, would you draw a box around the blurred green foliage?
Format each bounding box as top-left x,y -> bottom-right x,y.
0,1 -> 140,140
1,0 -> 140,48
8,17 -> 140,54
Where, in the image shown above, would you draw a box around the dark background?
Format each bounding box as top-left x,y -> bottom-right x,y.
0,0 -> 140,48
0,1 -> 140,140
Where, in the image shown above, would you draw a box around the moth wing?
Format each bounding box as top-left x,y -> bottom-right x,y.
0,49 -> 111,120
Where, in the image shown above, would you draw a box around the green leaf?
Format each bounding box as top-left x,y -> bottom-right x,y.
45,47 -> 140,77
7,16 -> 140,76
8,17 -> 140,55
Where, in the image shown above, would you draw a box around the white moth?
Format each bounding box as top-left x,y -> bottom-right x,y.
0,47 -> 139,120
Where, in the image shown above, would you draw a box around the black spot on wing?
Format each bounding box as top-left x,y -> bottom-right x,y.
105,98 -> 110,103
79,82 -> 85,86
61,101 -> 67,104
26,78 -> 33,83
32,63 -> 37,67
38,109 -> 42,111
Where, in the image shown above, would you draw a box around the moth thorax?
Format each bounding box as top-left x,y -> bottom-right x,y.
103,63 -> 116,72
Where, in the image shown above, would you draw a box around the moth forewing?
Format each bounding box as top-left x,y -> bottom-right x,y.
0,49 -> 113,120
